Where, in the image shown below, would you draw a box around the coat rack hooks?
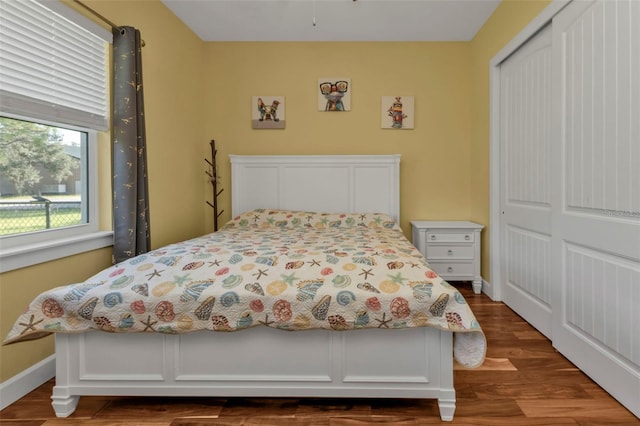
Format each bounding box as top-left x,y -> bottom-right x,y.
205,139 -> 224,231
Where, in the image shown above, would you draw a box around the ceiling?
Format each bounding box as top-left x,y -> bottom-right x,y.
160,0 -> 502,42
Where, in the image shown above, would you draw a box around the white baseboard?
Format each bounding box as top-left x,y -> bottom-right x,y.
0,355 -> 55,410
481,278 -> 496,301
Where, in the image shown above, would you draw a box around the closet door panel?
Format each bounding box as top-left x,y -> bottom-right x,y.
499,24 -> 553,338
551,0 -> 640,417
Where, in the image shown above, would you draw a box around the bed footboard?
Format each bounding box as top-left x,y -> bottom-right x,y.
53,327 -> 455,420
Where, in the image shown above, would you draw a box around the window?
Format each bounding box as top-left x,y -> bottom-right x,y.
0,0 -> 113,272
0,116 -> 90,236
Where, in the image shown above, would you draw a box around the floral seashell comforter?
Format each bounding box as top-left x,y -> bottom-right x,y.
4,210 -> 486,368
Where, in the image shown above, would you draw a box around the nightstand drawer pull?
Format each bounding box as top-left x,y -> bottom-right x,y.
464,235 -> 470,241
447,250 -> 453,255
447,266 -> 453,273
431,235 -> 437,240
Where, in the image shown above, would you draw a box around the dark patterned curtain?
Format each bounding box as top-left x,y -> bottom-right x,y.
112,26 -> 150,263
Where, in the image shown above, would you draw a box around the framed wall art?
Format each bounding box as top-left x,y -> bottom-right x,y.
318,78 -> 351,111
381,96 -> 414,129
252,96 -> 285,129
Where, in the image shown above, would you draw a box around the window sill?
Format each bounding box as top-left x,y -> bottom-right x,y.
0,231 -> 113,273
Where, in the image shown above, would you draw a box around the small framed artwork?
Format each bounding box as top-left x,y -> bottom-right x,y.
318,78 -> 351,111
381,96 -> 414,129
252,96 -> 285,129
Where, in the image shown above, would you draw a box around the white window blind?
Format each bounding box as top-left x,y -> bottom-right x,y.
0,0 -> 108,130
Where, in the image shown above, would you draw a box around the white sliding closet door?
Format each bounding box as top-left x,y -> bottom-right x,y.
499,25 -> 553,339
551,0 -> 640,417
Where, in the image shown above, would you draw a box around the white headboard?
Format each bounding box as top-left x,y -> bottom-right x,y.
230,155 -> 400,221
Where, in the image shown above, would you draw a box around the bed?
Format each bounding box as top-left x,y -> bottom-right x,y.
4,154 -> 485,421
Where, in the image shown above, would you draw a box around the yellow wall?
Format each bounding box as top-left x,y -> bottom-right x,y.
469,0 -> 552,281
1,0 -> 551,384
204,42 -> 473,235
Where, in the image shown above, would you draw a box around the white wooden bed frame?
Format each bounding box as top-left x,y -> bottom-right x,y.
51,155 -> 457,420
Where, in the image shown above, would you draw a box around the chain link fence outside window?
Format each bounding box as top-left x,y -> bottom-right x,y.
0,200 -> 82,236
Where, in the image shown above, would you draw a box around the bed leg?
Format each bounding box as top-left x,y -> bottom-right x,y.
437,390 -> 456,421
51,386 -> 79,418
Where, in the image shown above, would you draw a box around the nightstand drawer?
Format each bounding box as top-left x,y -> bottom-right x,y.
426,232 -> 474,243
428,262 -> 475,277
426,245 -> 474,260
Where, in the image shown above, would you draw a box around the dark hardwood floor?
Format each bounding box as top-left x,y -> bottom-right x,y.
1,284 -> 638,425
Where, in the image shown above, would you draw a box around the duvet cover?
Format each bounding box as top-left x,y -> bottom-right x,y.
4,210 -> 486,368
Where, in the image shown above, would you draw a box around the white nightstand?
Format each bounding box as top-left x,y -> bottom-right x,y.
411,221 -> 484,294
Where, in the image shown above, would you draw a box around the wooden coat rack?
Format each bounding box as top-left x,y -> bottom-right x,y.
205,139 -> 223,231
